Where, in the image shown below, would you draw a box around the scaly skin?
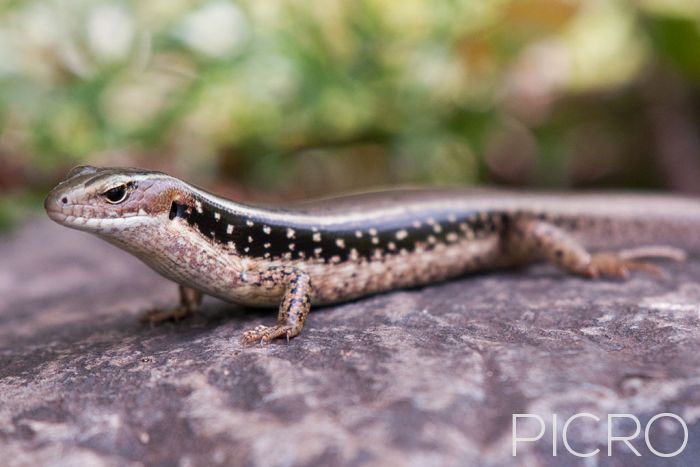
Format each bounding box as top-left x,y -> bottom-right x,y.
45,166 -> 699,344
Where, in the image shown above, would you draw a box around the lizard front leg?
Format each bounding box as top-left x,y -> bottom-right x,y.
242,271 -> 312,345
141,285 -> 203,324
507,218 -> 686,279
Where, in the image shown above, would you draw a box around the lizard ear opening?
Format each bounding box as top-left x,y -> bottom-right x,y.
169,201 -> 187,220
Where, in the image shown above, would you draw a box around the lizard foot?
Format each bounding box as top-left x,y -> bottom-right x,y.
586,245 -> 686,280
141,305 -> 192,324
241,324 -> 293,346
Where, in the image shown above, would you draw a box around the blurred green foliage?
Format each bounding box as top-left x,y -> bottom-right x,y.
0,0 -> 699,195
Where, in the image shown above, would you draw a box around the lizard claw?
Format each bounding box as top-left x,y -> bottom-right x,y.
587,245 -> 686,280
141,305 -> 191,324
241,324 -> 293,346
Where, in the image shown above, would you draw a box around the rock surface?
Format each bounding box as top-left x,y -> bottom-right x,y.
1,219 -> 699,466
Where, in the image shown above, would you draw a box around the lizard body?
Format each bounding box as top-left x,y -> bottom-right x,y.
45,166 -> 699,343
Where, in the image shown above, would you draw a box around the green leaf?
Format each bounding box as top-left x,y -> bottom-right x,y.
646,14 -> 700,82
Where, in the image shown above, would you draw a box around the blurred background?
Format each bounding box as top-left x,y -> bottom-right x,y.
1,0 -> 699,230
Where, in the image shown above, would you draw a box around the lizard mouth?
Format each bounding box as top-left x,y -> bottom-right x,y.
44,188 -> 154,231
44,203 -> 92,229
46,209 -> 68,223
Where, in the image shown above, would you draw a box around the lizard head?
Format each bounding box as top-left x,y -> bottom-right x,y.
45,165 -> 181,233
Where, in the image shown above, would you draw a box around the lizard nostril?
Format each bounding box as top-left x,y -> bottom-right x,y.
61,197 -> 68,204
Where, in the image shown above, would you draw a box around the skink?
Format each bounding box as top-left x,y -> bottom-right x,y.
44,166 -> 699,344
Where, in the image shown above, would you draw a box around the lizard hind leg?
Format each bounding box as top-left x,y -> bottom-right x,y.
241,271 -> 312,345
508,218 -> 687,280
141,285 -> 203,324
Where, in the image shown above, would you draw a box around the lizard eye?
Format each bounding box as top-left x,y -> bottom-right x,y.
103,184 -> 129,204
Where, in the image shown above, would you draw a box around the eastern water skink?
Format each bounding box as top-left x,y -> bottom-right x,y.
44,166 -> 699,344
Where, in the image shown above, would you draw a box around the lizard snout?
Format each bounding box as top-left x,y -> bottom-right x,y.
44,186 -> 70,222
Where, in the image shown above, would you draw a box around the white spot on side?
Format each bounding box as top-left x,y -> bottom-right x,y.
228,241 -> 236,251
396,229 -> 408,240
448,214 -> 457,223
248,236 -> 253,243
313,232 -> 322,242
214,212 -> 221,221
314,247 -> 323,256
226,224 -> 234,234
244,247 -> 250,253
283,252 -> 292,260
459,223 -> 469,232
433,224 -> 443,233
371,236 -> 379,245
335,238 -> 346,249
388,241 -> 396,251
330,255 -> 341,264
427,217 -> 436,226
428,235 -> 437,244
263,225 -> 271,235
413,221 -> 422,228
350,248 -> 359,260
446,232 -> 459,242
287,228 -> 296,239
289,243 -> 295,250
246,219 -> 254,227
264,242 -> 271,249
195,201 -> 203,214
264,252 -> 271,259
355,230 -> 363,238
369,228 -> 378,236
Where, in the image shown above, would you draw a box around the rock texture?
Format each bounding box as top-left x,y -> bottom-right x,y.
1,219 -> 700,467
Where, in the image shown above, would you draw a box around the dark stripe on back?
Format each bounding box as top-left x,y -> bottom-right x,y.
171,197 -> 508,262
